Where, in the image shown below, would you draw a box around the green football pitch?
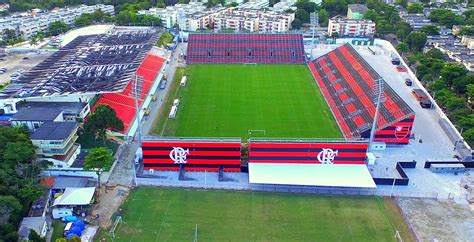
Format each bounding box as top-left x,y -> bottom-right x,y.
98,188 -> 414,242
155,64 -> 341,139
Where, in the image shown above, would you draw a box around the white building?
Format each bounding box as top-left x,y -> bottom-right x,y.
138,2 -> 207,29
0,4 -> 114,39
214,8 -> 294,32
327,17 -> 375,37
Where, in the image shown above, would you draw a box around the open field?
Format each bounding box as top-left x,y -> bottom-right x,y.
97,187 -> 414,242
154,64 -> 341,139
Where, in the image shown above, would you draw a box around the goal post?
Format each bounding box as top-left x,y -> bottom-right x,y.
248,130 -> 266,137
110,215 -> 122,238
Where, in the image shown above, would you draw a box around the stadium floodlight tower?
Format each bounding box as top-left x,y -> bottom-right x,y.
309,12 -> 319,59
131,74 -> 144,185
368,78 -> 386,153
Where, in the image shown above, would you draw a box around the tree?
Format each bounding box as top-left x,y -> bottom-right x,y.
291,19 -> 302,29
295,9 -> 310,23
425,48 -> 444,60
407,3 -> 423,13
0,196 -> 22,225
420,25 -> 439,35
459,26 -> 474,36
440,63 -> 468,88
364,9 -> 377,22
396,42 -> 409,54
28,229 -> 45,242
55,238 -> 68,242
48,21 -> 68,36
395,22 -> 413,41
318,9 -> 329,27
467,84 -> 474,104
429,9 -> 464,28
462,128 -> 474,147
84,147 -> 113,190
395,0 -> 408,7
68,235 -> 81,242
452,75 -> 474,94
405,31 -> 427,52
84,104 -> 124,144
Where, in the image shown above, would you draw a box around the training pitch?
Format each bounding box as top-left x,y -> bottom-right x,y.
98,188 -> 414,241
156,64 -> 341,139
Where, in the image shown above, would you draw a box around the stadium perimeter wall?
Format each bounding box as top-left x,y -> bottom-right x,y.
374,39 -> 472,161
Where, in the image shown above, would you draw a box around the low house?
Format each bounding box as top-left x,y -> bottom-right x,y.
53,187 -> 96,207
31,122 -> 80,168
10,107 -> 63,132
347,4 -> 368,20
18,217 -> 48,241
16,101 -> 90,122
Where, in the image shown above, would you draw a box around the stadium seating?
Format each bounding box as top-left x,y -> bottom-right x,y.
187,33 -> 305,64
308,43 -> 415,142
93,53 -> 165,132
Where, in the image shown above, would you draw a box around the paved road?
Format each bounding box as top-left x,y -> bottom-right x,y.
106,43 -> 185,186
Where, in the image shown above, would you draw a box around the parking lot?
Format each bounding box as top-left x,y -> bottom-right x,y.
0,51 -> 53,85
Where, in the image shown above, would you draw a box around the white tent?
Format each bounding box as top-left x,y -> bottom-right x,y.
249,163 -> 376,188
53,187 -> 96,206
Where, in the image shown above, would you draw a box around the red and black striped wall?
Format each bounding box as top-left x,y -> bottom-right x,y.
142,140 -> 241,172
373,115 -> 415,144
249,141 -> 369,165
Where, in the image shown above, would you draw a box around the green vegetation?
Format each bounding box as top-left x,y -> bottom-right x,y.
155,64 -> 341,139
407,3 -> 423,14
84,147 -> 113,189
48,21 -> 69,36
74,9 -> 115,27
428,9 -> 464,28
76,132 -> 119,154
96,187 -> 414,242
0,126 -> 46,241
0,82 -> 9,91
51,221 -> 66,242
407,51 -> 474,146
84,104 -> 124,145
156,32 -> 174,47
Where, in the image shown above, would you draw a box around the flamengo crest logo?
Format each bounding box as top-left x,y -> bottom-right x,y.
317,148 -> 338,164
169,147 -> 190,164
394,126 -> 410,139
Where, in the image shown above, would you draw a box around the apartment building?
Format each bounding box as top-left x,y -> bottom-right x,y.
327,16 -> 375,37
0,4 -> 114,39
214,8 -> 294,32
138,2 -> 207,29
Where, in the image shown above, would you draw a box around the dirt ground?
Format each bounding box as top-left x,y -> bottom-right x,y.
397,198 -> 474,242
92,185 -> 130,228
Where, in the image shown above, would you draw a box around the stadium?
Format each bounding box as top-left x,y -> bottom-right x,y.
144,33 -> 417,189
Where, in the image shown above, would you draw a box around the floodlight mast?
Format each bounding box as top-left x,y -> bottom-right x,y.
368,78 -> 385,153
132,74 -> 144,186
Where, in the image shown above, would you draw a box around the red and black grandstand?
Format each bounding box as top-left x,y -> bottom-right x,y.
186,33 -> 305,64
308,43 -> 415,144
142,140 -> 241,172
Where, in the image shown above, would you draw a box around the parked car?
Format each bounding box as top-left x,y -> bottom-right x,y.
22,56 -> 29,60
419,99 -> 432,108
405,78 -> 412,86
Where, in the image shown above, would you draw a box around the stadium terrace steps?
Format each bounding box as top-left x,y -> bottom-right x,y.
186,33 -> 306,64
93,53 -> 165,133
308,43 -> 415,143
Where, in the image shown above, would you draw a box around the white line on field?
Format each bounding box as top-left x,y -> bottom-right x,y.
155,200 -> 171,242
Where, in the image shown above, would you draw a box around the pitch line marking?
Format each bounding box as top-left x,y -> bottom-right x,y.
129,213 -> 143,242
155,200 -> 171,242
342,209 -> 353,236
